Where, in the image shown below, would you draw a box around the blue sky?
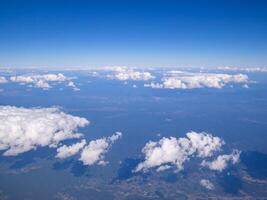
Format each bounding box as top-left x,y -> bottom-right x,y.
0,0 -> 267,68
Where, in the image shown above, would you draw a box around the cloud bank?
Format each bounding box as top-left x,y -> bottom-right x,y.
145,71 -> 248,89
0,106 -> 89,156
135,131 -> 239,173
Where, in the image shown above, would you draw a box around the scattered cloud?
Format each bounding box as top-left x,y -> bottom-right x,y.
0,106 -> 89,156
145,71 -> 249,89
135,131 -> 224,172
200,179 -> 214,190
56,139 -> 86,159
79,132 -> 122,166
135,131 -> 239,173
201,149 -> 240,172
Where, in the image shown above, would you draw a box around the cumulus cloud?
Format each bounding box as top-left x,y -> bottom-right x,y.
0,77 -> 8,84
0,106 -> 89,156
135,131 -> 240,173
9,73 -> 76,89
200,179 -> 214,190
56,139 -> 86,159
201,149 -> 240,172
134,131 -> 224,172
144,71 -> 248,89
79,132 -> 122,166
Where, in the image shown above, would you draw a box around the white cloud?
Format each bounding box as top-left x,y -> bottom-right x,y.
201,150 -> 240,172
10,73 -> 70,89
134,131 -> 224,172
67,81 -> 80,91
56,139 -> 86,159
0,106 -> 89,156
200,179 -> 214,190
0,77 -> 8,84
145,71 -> 249,89
79,132 -> 122,166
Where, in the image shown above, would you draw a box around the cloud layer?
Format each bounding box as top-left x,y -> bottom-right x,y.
0,106 -> 89,156
145,71 -> 248,89
135,131 -> 239,173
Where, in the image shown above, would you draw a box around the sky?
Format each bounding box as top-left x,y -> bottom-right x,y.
0,0 -> 267,68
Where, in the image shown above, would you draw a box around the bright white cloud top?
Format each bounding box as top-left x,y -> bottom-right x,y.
135,131 -> 239,173
0,106 -> 89,156
79,132 -> 122,166
145,71 -> 249,89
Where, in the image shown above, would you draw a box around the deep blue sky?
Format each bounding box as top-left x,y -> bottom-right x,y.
0,0 -> 267,68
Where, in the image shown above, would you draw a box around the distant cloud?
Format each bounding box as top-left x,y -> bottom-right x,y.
217,66 -> 267,73
9,73 -> 79,91
135,131 -> 224,172
0,106 -> 89,156
135,131 -> 239,173
110,70 -> 154,81
79,132 -> 122,166
67,81 -> 80,91
201,150 -> 240,172
145,71 -> 249,89
0,76 -> 8,84
200,179 -> 214,190
89,66 -> 154,81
